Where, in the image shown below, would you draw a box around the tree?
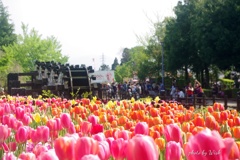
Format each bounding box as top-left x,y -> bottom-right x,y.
3,23 -> 68,72
99,64 -> 110,71
114,63 -> 132,83
0,0 -> 16,50
0,1 -> 17,87
111,57 -> 119,70
120,48 -> 131,64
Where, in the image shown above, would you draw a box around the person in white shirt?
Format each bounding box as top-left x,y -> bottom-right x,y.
177,88 -> 185,98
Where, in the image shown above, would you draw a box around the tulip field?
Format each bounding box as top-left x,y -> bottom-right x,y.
0,95 -> 240,160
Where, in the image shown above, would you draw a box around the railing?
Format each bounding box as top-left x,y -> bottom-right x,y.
92,89 -> 240,111
159,94 -> 240,111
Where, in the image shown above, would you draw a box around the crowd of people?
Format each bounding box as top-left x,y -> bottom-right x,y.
101,79 -> 206,101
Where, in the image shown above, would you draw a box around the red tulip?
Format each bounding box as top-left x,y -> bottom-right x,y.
184,128 -> 234,160
134,122 -> 149,135
75,137 -> 99,160
126,134 -> 159,160
165,141 -> 181,160
164,123 -> 183,146
91,124 -> 104,135
54,136 -> 75,160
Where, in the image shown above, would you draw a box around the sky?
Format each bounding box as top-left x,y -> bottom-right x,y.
2,0 -> 179,70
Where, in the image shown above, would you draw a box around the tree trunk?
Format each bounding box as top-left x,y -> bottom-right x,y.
204,65 -> 210,88
184,65 -> 189,83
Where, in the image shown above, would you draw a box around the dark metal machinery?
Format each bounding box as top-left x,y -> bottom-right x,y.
7,61 -> 95,98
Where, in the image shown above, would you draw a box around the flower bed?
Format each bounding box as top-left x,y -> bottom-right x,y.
0,95 -> 239,159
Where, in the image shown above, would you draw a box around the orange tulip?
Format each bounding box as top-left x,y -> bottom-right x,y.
207,106 -> 214,113
155,137 -> 165,151
193,115 -> 205,127
228,119 -> 234,128
111,120 -> 118,128
222,131 -> 232,138
191,126 -> 205,135
182,122 -> 190,133
233,126 -> 240,139
212,111 -> 221,123
150,108 -> 159,117
117,116 -> 128,126
220,111 -> 228,122
233,117 -> 240,126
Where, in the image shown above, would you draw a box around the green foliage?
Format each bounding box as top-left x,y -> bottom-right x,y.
3,23 -> 68,72
70,87 -> 80,99
0,1 -> 16,50
81,91 -> 92,99
219,78 -> 234,89
42,90 -> 57,98
114,63 -> 132,83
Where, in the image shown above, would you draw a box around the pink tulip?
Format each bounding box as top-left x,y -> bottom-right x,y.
54,136 -> 75,160
92,132 -> 106,141
22,114 -> 32,125
15,107 -> 25,120
67,122 -> 76,134
126,134 -> 159,160
134,122 -> 149,135
37,149 -> 59,160
106,137 -> 114,154
88,115 -> 98,126
8,142 -> 17,152
75,137 -> 99,160
33,144 -> 48,158
184,128 -> 234,160
19,152 -> 36,160
30,129 -> 40,144
81,121 -> 92,135
4,103 -> 11,114
0,106 -> 4,117
165,141 -> 182,160
15,126 -> 29,143
0,124 -> 11,143
36,126 -> 50,143
54,118 -> 62,130
98,141 -> 111,160
91,124 -> 104,135
111,138 -> 127,160
114,129 -> 130,140
81,154 -> 100,160
60,113 -> 72,129
164,123 -> 183,146
2,152 -> 17,160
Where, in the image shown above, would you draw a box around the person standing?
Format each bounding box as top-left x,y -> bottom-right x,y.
185,82 -> 194,103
